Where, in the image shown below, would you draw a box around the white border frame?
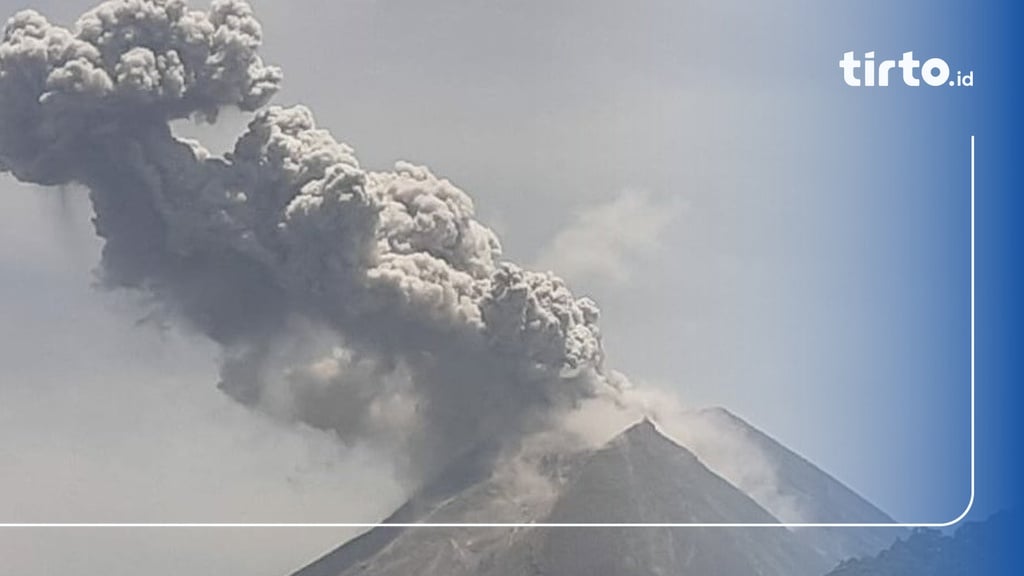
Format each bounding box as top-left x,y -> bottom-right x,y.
1,137 -> 976,529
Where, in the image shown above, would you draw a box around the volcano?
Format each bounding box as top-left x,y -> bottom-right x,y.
291,411 -> 902,576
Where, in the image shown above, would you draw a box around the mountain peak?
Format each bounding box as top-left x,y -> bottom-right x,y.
606,418 -> 702,465
617,417 -> 659,441
293,407 -> 903,576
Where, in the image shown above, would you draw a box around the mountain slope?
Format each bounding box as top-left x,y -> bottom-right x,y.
292,420 -> 857,576
481,421 -> 830,576
672,408 -> 904,561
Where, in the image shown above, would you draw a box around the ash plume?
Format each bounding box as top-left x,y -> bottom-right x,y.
0,0 -> 623,481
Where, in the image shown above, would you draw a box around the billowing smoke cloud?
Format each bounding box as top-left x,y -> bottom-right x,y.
0,0 -> 623,481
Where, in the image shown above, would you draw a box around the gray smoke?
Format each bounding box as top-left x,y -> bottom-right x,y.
0,0 -> 623,481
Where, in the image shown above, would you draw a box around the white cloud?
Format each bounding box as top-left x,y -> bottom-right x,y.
535,190 -> 685,287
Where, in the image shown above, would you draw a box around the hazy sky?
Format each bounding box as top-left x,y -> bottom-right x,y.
0,0 -> 973,574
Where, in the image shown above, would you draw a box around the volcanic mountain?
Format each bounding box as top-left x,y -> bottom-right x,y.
670,407 -> 903,561
291,411 -> 902,576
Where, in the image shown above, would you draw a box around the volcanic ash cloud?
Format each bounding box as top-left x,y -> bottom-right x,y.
0,0 -> 625,481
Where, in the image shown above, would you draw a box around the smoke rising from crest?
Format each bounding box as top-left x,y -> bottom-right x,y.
0,0 -> 625,481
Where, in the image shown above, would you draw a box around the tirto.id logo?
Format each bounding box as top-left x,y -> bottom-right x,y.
840,51 -> 973,87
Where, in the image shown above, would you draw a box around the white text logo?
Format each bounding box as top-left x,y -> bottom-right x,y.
839,51 -> 973,87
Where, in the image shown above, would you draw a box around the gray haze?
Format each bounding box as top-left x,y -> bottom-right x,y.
0,1 -> 928,575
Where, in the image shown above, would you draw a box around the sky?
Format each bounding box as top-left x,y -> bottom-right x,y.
0,0 -> 976,574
